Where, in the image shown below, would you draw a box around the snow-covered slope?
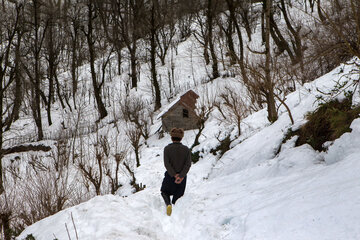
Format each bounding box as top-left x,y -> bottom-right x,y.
16,61 -> 360,239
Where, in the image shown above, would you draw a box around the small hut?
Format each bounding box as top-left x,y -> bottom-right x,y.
158,90 -> 200,132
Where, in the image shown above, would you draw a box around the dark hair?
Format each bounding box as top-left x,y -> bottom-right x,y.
171,136 -> 182,142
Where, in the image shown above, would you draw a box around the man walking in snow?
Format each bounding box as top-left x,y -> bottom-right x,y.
161,128 -> 192,216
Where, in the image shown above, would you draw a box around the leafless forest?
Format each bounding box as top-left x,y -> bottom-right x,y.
1,0 -> 359,238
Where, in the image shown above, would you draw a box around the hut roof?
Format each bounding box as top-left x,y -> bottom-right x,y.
157,90 -> 199,119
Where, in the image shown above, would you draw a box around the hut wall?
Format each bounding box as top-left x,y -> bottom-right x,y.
162,105 -> 199,132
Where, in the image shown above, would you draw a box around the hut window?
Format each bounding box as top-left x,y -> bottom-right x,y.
183,109 -> 189,118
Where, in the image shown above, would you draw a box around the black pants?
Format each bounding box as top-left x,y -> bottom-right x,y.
160,171 -> 187,205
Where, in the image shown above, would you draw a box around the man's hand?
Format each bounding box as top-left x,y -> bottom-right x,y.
174,174 -> 184,184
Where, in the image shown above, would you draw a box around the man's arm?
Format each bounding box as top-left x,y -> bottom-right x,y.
164,147 -> 176,177
179,149 -> 191,178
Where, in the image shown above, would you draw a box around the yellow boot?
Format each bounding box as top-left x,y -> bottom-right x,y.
166,205 -> 172,216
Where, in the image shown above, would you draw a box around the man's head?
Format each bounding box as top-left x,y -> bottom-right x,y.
170,128 -> 184,142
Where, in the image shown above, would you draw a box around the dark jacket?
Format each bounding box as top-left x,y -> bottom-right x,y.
164,142 -> 191,178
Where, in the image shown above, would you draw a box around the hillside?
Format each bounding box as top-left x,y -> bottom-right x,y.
1,0 -> 360,239
16,61 -> 360,239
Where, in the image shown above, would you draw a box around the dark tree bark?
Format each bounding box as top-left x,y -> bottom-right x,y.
0,1 -> 22,193
119,0 -> 145,89
279,0 -> 303,64
67,3 -> 82,109
129,0 -> 145,89
130,45 -> 138,88
0,211 -> 12,240
149,1 -> 161,111
31,0 -> 45,140
308,0 -> 315,12
219,13 -> 237,65
44,6 -> 61,126
238,1 -> 252,41
84,1 -> 108,120
5,24 -> 24,131
264,0 -> 278,122
154,0 -> 177,66
193,10 -> 210,65
206,0 -> 219,80
317,0 -> 327,22
267,0 -> 303,66
225,0 -> 248,83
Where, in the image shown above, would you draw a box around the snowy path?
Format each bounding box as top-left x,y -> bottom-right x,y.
17,62 -> 360,240
18,150 -> 360,240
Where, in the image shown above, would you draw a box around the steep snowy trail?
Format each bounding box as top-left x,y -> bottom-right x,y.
17,62 -> 360,240
19,147 -> 360,240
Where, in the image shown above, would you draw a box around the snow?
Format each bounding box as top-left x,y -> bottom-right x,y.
324,118 -> 360,165
16,60 -> 360,240
5,2 -> 360,238
156,95 -> 180,119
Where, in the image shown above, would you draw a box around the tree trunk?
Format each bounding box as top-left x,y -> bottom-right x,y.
264,0 -> 278,122
33,0 -> 43,141
130,47 -> 138,88
207,0 -> 219,80
5,31 -> 23,130
130,0 -> 139,89
55,74 -> 66,110
317,0 -> 326,22
117,49 -> 122,75
150,3 -> 161,111
86,2 -> 107,120
0,212 -> 11,240
135,148 -> 140,167
13,38 -> 22,122
46,23 -> 55,126
226,0 -> 249,83
0,82 -> 3,194
225,16 -> 237,65
203,38 -> 210,65
71,27 -> 79,109
239,4 -> 252,41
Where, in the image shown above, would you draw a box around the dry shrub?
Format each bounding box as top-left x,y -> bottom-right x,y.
289,96 -> 360,151
215,86 -> 249,137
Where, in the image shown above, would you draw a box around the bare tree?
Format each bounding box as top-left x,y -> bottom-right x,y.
193,0 -> 220,79
116,0 -> 146,89
146,0 -> 162,111
125,123 -> 142,167
215,86 -> 249,137
264,0 -> 277,122
217,12 -> 237,66
225,0 -> 249,84
178,13 -> 194,42
4,4 -> 25,132
22,0 -> 48,141
13,152 -> 75,228
0,189 -> 16,240
64,0 -> 87,109
193,4 -> 210,65
123,158 -> 145,192
206,0 -> 220,80
95,0 -> 125,77
0,2 -> 23,194
312,0 -> 360,65
120,96 -> 151,140
82,0 -> 108,120
154,0 -> 177,66
78,132 -> 110,196
42,0 -> 67,125
105,148 -> 127,194
191,87 -> 215,150
245,0 -> 278,123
